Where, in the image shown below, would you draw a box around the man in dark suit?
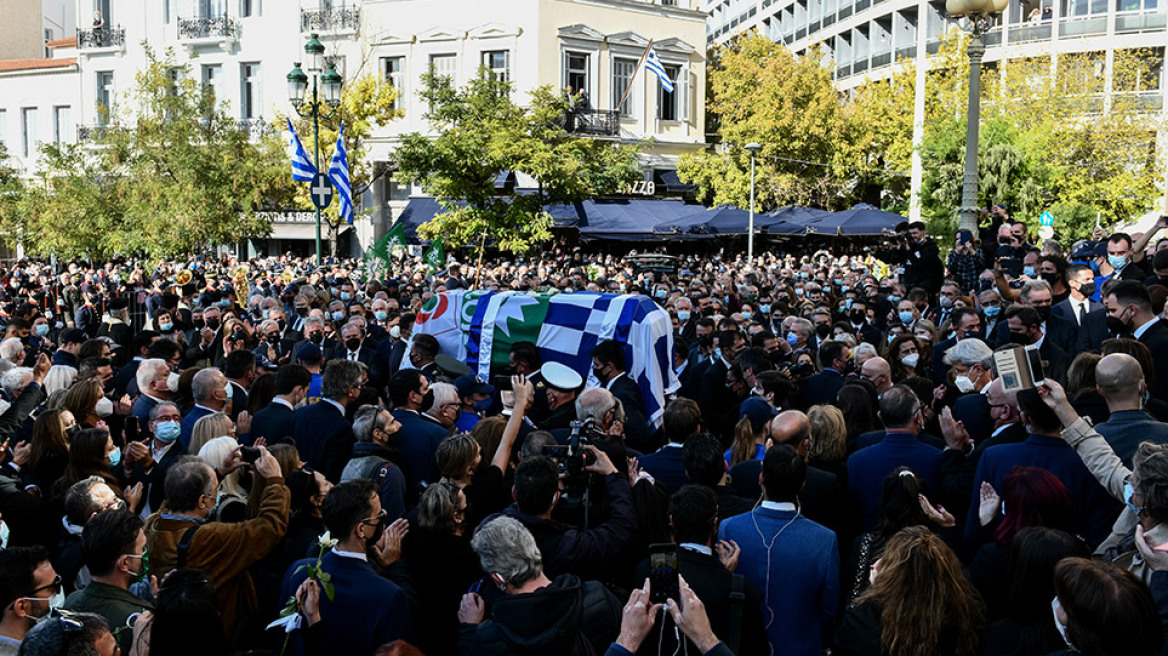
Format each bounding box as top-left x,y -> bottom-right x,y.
638,397 -> 701,495
222,349 -> 255,424
292,359 -> 364,482
178,368 -> 231,453
281,480 -> 414,655
122,401 -> 185,515
769,410 -> 853,542
590,339 -> 653,453
250,364 -> 311,445
794,340 -> 850,411
848,298 -> 882,347
1092,353 -> 1168,466
114,331 -> 159,398
1053,264 -> 1107,353
96,298 -> 133,367
930,307 -> 983,384
329,322 -> 378,388
925,281 -> 961,327
388,368 -> 449,504
634,485 -> 768,656
847,385 -> 944,530
286,316 -> 333,369
129,358 -> 172,434
1004,304 -> 1069,385
1105,280 -> 1168,403
991,280 -> 1078,356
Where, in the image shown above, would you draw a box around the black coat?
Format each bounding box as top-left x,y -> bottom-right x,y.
249,400 -> 297,444
608,374 -> 653,453
795,370 -> 846,411
1138,320 -> 1168,403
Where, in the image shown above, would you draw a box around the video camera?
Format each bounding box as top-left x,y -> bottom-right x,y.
544,419 -> 601,508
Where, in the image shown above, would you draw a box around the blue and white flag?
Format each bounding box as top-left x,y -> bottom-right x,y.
327,123 -> 353,224
286,118 -> 316,182
413,290 -> 679,428
644,48 -> 674,93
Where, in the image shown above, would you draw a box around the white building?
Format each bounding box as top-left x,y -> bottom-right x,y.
0,0 -> 708,256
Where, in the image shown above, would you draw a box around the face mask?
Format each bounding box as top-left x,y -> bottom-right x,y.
345,337 -> 362,351
742,312 -> 753,321
1023,266 -> 1037,278
794,289 -> 804,297
95,397 -> 114,417
389,325 -> 401,340
1052,598 -> 1073,649
155,420 -> 181,444
954,375 -> 976,394
984,305 -> 1000,318
261,309 -> 270,320
1078,282 -> 1096,298
374,310 -> 388,321
939,296 -> 953,309
1108,255 -> 1127,270
1035,306 -> 1052,322
786,332 -> 799,347
1125,480 -> 1140,515
899,311 -> 915,325
34,324 -> 49,337
340,292 -> 352,301
160,321 -> 173,331
849,309 -> 866,324
295,306 -> 309,316
166,372 -> 181,393
107,447 -> 121,467
126,549 -> 149,583
193,319 -> 205,329
901,353 -> 920,368
0,520 -> 8,549
1009,330 -> 1033,345
1040,273 -> 1059,285
887,333 -> 897,344
677,310 -> 691,322
759,304 -> 771,315
421,389 -> 435,409
331,311 -> 345,322
844,299 -> 854,310
25,589 -> 65,624
65,424 -> 80,440
474,398 -> 492,413
1088,259 -> 1100,273
888,294 -> 901,303
219,299 -> 231,308
206,318 -> 220,331
655,289 -> 667,300
1107,313 -> 1131,336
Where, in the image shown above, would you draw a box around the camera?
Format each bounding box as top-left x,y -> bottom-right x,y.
545,420 -> 601,508
782,361 -> 815,379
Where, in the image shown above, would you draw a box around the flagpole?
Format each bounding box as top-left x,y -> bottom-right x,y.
615,39 -> 653,117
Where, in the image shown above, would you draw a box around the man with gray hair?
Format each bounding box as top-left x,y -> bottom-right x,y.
1093,353 -> 1168,466
423,382 -> 459,431
0,338 -> 24,374
293,359 -> 366,481
341,405 -> 406,521
458,516 -> 622,655
178,367 -> 231,452
575,387 -> 624,436
130,358 -> 172,432
942,337 -> 994,394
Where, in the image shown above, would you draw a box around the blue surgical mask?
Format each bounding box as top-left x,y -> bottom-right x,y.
220,299 -> 231,308
262,309 -> 270,320
474,398 -> 492,413
154,420 -> 181,444
160,321 -> 173,331
1125,480 -> 1140,515
1023,266 -> 1037,278
844,299 -> 853,310
222,383 -> 233,401
331,311 -> 345,322
786,332 -> 799,347
714,347 -> 723,362
108,448 -> 122,467
899,311 -> 915,324
888,294 -> 901,303
340,292 -> 352,301
742,312 -> 753,321
1108,255 -> 1127,270
677,310 -> 691,322
984,306 -> 1000,318
655,289 -> 667,300
374,310 -> 388,321
34,324 -> 49,337
887,333 -> 897,344
759,304 -> 771,314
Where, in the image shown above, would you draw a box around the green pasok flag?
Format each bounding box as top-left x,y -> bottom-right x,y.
423,238 -> 445,273
372,222 -> 407,261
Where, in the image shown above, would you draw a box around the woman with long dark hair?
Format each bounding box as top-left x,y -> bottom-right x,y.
27,408 -> 75,491
835,525 -> 984,656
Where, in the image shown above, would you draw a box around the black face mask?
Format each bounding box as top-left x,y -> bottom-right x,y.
1034,306 -> 1052,322
979,278 -> 994,292
1078,282 -> 1096,299
193,319 -> 205,329
365,517 -> 386,549
266,334 -> 281,345
849,309 -> 866,324
1009,330 -> 1033,346
1107,314 -> 1132,337
309,332 -> 324,344
1040,273 -> 1059,286
421,389 -> 435,410
65,424 -> 80,440
295,306 -> 309,316
345,337 -> 362,351
815,324 -> 832,339
206,318 -> 220,331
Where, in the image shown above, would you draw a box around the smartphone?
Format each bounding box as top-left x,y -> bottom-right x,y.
956,229 -> 973,245
124,417 -> 138,443
1026,346 -> 1045,385
492,375 -> 513,392
240,446 -> 261,464
648,543 -> 680,605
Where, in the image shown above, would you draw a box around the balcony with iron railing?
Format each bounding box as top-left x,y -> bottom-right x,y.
300,8 -> 361,35
77,26 -> 125,51
178,16 -> 239,45
565,109 -> 621,137
237,118 -> 273,139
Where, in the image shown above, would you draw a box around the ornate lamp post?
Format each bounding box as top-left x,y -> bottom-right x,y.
943,0 -> 1008,233
287,33 -> 343,265
745,142 -> 762,262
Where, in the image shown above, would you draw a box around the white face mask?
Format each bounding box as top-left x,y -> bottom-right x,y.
1052,597 -> 1073,649
95,397 -> 114,417
167,372 -> 181,393
901,353 -> 920,368
954,375 -> 976,394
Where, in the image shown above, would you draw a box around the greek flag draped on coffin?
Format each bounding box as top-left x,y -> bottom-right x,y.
413,290 -> 678,427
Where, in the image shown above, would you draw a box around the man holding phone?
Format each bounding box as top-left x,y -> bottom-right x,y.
947,229 -> 984,295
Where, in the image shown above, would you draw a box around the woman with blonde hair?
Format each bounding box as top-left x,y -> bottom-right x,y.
726,397 -> 773,467
198,436 -> 247,523
62,380 -> 107,429
835,525 -> 984,656
189,413 -> 235,456
807,404 -> 848,480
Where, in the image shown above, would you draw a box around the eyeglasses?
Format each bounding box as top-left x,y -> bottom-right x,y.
360,508 -> 388,526
23,575 -> 63,599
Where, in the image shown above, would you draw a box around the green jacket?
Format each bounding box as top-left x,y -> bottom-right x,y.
63,581 -> 153,652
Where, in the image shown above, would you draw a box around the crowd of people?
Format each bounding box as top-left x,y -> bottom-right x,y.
0,209 -> 1166,655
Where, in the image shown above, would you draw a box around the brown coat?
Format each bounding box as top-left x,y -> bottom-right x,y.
144,477 -> 290,634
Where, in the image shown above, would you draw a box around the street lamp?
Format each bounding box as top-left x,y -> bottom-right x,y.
942,0 -> 1009,233
745,142 -> 762,262
287,33 -> 342,265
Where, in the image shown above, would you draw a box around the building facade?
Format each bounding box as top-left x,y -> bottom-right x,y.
0,0 -> 707,257
704,0 -> 1166,216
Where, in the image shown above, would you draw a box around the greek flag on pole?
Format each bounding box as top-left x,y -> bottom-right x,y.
644,48 -> 674,93
328,123 -> 353,224
413,290 -> 679,427
286,118 -> 316,182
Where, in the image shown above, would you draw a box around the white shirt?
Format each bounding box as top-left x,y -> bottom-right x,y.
679,542 -> 713,556
332,547 -> 368,562
1070,298 -> 1091,325
1135,317 -> 1161,340
991,422 -> 1017,439
760,500 -> 797,512
272,397 -> 295,411
605,372 -> 627,390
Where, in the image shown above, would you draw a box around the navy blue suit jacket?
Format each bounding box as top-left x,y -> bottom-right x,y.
281,551 -> 413,656
964,433 -> 1122,547
1138,320 -> 1168,403
637,444 -> 688,495
393,409 -> 449,503
795,370 -> 845,411
249,400 -> 297,445
847,432 -> 944,530
292,400 -> 355,482
130,394 -> 159,435
178,405 -> 216,453
1094,410 -> 1168,468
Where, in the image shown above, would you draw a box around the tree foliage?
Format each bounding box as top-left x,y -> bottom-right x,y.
394,72 -> 642,252
8,48 -> 294,259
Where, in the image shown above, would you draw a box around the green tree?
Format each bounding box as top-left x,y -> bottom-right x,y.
8,48 -> 294,259
394,71 -> 642,252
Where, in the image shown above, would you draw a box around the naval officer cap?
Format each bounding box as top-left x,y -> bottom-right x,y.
541,362 -> 584,392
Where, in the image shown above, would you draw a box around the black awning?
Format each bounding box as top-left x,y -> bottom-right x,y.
655,169 -> 697,193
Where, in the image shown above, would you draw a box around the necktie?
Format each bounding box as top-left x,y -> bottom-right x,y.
349,352 -> 356,361
1079,302 -> 1087,325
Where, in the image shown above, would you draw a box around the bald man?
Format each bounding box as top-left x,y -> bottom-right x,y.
1094,353 -> 1168,466
859,357 -> 892,396
728,410 -> 853,540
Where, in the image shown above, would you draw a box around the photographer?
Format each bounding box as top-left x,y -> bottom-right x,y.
947,229 -> 984,295
502,445 -> 638,581
887,222 -> 944,296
